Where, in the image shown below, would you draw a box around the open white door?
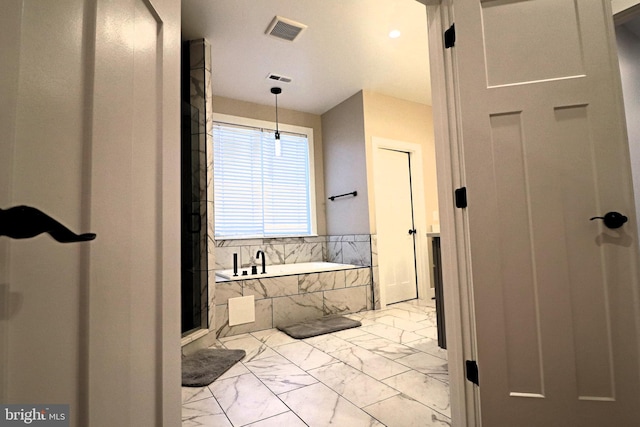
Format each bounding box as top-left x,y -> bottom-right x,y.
0,0 -> 181,425
375,148 -> 419,304
451,0 -> 640,425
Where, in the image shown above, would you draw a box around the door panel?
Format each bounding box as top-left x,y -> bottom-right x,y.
455,0 -> 640,425
375,148 -> 418,304
3,0 -> 88,412
1,0 -> 181,425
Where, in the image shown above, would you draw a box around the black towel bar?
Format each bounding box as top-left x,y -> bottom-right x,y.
328,191 -> 357,201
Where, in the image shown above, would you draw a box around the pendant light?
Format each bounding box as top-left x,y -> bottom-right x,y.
271,87 -> 282,156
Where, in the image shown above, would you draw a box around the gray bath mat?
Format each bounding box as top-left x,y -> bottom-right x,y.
182,348 -> 246,387
278,316 -> 362,339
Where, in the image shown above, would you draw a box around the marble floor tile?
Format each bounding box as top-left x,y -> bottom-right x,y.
244,411 -> 307,427
395,351 -> 449,375
364,394 -> 451,427
376,315 -> 428,331
329,345 -> 412,380
383,370 -> 451,417
209,373 -> 289,426
274,341 -> 339,371
400,299 -> 436,309
356,308 -> 398,321
360,323 -> 424,344
383,307 -> 433,323
245,354 -> 319,394
250,328 -> 298,348
215,360 -> 251,381
220,333 -> 280,362
418,310 -> 439,325
429,372 -> 450,385
308,361 -> 400,408
279,382 -> 385,427
182,412 -> 232,427
404,337 -> 448,360
414,325 -> 439,340
182,299 -> 449,427
346,332 -> 421,360
304,333 -> 356,353
181,386 -> 213,404
331,325 -> 369,340
182,397 -> 231,427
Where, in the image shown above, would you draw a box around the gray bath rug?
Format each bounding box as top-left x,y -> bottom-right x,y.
278,316 -> 362,339
182,348 -> 246,387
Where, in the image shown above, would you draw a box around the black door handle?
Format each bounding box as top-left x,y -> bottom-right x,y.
0,205 -> 96,243
408,229 -> 417,235
590,211 -> 628,229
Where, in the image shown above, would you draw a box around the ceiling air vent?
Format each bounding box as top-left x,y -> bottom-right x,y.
267,73 -> 293,83
265,16 -> 307,42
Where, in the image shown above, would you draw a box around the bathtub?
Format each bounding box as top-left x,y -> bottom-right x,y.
215,261 -> 360,281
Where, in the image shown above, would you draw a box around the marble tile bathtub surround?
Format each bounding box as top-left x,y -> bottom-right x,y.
243,275 -> 299,300
324,286 -> 368,316
202,234 -> 374,343
181,300 -> 450,427
298,271 -> 344,293
210,265 -> 372,338
215,299 -> 274,339
272,293 -> 325,328
346,267 -> 372,287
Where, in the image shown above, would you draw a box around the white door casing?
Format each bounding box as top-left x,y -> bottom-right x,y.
375,148 -> 419,304
452,0 -> 640,425
0,0 -> 181,425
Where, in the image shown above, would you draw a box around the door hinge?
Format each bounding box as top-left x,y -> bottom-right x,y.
444,23 -> 455,49
455,187 -> 467,209
466,360 -> 479,386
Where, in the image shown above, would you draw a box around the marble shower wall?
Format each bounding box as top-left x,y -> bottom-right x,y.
187,39 -> 215,333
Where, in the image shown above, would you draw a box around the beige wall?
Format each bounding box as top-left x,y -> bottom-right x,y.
213,92 -> 437,237
321,92 -> 370,235
212,95 -> 327,235
362,91 -> 438,232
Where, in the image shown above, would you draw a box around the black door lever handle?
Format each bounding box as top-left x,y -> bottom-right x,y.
590,211 -> 628,229
0,205 -> 96,243
408,229 -> 417,235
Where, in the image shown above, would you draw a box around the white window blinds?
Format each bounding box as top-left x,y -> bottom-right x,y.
213,121 -> 313,239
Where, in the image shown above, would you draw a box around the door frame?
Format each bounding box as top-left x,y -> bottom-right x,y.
372,137 -> 432,308
422,0 -> 480,425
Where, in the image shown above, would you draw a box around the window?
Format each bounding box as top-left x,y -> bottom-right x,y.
213,114 -> 316,239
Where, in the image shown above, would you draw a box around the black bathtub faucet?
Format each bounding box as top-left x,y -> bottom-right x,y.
256,250 -> 266,274
233,253 -> 238,276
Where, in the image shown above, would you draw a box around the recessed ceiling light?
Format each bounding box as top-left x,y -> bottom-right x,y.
389,30 -> 401,39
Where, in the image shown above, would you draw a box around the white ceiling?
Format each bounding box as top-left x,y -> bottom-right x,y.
181,0 -> 432,115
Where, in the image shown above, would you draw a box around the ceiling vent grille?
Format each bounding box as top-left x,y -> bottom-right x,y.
265,16 -> 307,42
267,73 -> 293,83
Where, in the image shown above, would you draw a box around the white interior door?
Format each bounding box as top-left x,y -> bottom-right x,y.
0,0 -> 181,425
375,148 -> 418,304
453,1 -> 640,425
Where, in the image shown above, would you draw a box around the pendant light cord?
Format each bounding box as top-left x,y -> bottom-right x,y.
275,92 -> 280,139
271,87 -> 282,140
